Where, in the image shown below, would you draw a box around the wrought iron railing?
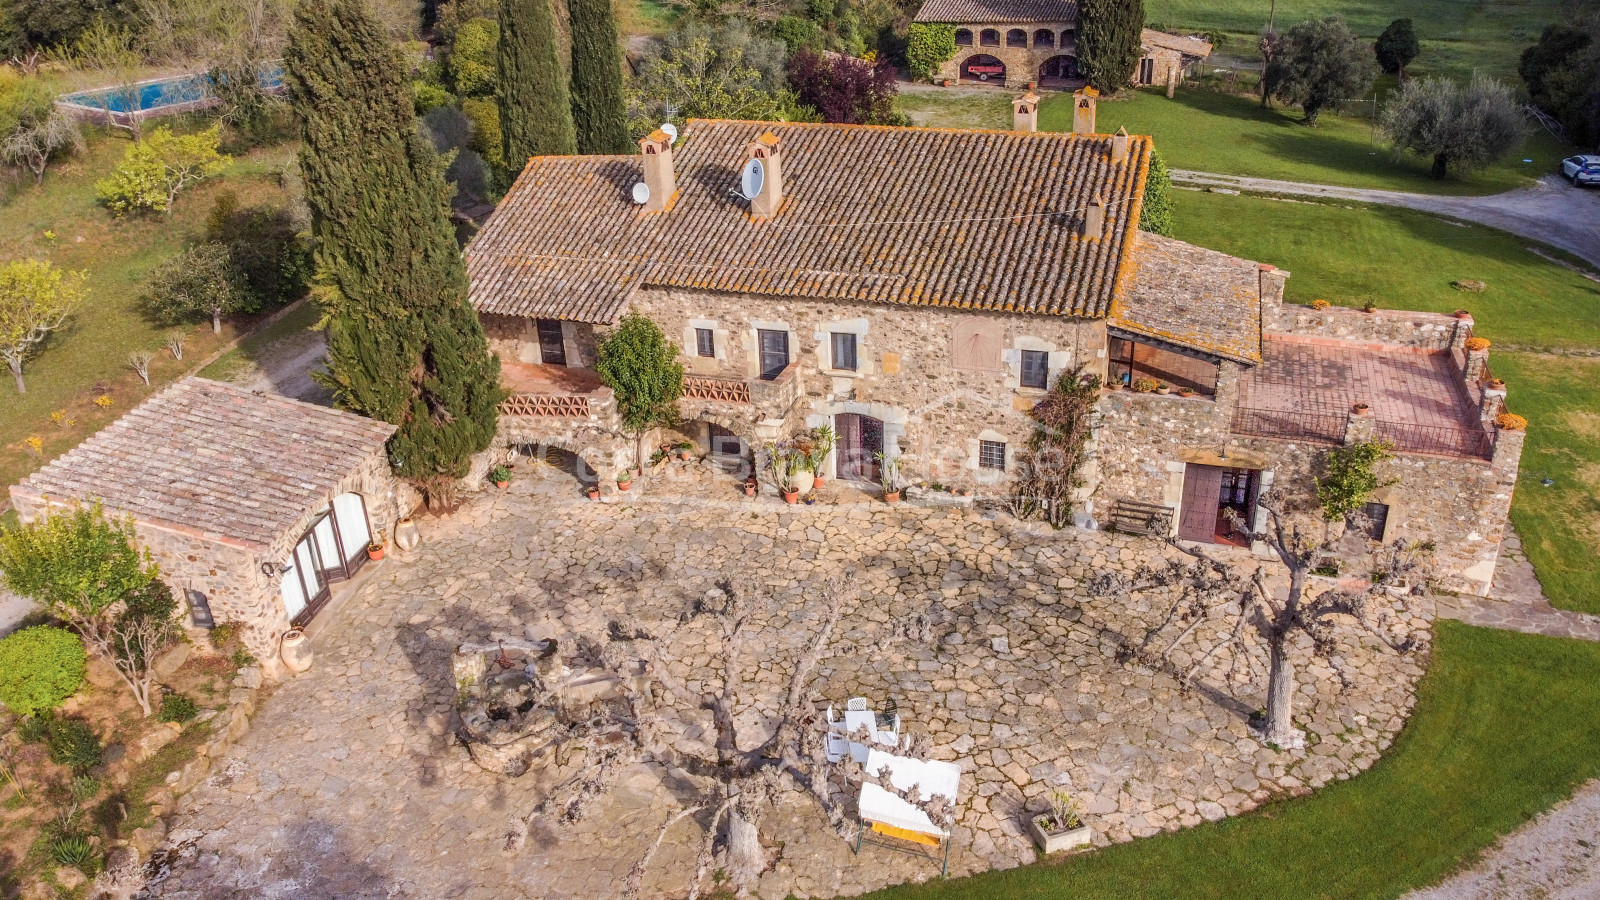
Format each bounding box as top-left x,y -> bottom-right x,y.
1373,420 -> 1494,460
1230,406 -> 1348,446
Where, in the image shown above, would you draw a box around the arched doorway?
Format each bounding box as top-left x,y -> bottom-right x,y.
835,413 -> 884,483
1039,55 -> 1080,85
961,54 -> 1006,83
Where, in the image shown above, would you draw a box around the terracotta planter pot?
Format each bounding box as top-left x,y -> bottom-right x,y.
812,475 -> 826,488
679,450 -> 693,461
367,543 -> 385,561
495,480 -> 509,489
782,488 -> 799,504
744,483 -> 757,497
280,628 -> 313,674
586,487 -> 601,500
885,490 -> 901,504
394,517 -> 420,551
617,480 -> 632,492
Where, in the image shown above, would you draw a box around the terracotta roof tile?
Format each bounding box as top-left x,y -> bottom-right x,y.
467,119 -> 1151,322
1113,232 -> 1262,364
913,0 -> 1077,23
1142,29 -> 1214,58
11,378 -> 396,550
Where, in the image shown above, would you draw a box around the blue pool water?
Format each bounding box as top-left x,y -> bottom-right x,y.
62,64 -> 284,114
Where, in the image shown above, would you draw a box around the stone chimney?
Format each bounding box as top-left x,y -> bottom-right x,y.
638,129 -> 674,213
745,132 -> 783,219
1012,91 -> 1040,132
1071,86 -> 1099,134
1083,196 -> 1105,239
1111,126 -> 1130,163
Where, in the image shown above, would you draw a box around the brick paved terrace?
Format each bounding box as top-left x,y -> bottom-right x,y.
1233,336 -> 1492,458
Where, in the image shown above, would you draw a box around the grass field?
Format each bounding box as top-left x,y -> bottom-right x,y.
865,621 -> 1600,900
1486,354 -> 1600,616
1144,0 -> 1569,81
0,127 -> 298,493
1039,89 -> 1569,195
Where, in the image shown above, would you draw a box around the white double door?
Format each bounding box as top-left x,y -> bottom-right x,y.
280,493 -> 371,624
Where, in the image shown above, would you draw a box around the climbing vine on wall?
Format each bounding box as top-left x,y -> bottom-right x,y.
1009,364 -> 1101,528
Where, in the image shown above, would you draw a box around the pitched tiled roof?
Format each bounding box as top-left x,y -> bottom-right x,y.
468,120 -> 1150,323
913,0 -> 1077,23
11,378 -> 396,550
1113,232 -> 1262,364
1142,29 -> 1214,58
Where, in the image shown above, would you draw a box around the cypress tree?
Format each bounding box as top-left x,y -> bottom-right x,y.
1079,0 -> 1145,94
284,0 -> 502,504
499,0 -> 576,162
568,0 -> 630,154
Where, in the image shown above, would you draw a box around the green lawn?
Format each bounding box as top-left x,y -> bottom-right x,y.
866,621 -> 1600,900
1487,354 -> 1600,615
0,126 -> 298,493
1167,190 -> 1600,350
1038,89 -> 1569,195
1144,0 -> 1567,81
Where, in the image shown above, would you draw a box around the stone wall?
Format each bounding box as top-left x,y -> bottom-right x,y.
1266,304 -> 1473,351
482,312 -> 599,366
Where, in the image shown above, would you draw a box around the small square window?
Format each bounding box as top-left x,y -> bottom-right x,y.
831,332 -> 858,371
979,440 -> 1006,471
695,328 -> 715,358
1020,349 -> 1049,389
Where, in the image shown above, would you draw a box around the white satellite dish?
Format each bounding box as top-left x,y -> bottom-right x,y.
631,182 -> 650,205
739,158 -> 764,200
660,122 -> 679,143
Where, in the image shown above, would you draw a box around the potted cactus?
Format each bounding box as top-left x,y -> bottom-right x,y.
875,452 -> 902,503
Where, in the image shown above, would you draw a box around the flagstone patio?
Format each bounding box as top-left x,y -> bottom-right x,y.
147,477 -> 1430,900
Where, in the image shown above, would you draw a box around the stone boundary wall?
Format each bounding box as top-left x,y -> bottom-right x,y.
1266,304 -> 1473,352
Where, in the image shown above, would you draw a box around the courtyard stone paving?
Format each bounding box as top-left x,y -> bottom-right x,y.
148,477 -> 1431,900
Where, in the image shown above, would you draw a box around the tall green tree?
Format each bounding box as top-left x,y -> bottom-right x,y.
596,313 -> 683,474
1374,18 -> 1420,80
1380,74 -> 1526,179
1138,148 -> 1174,236
284,0 -> 502,505
1078,0 -> 1144,94
498,0 -> 575,162
568,0 -> 630,154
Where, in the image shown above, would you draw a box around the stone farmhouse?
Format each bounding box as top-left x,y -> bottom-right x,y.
911,0 -> 1213,91
8,378 -> 402,676
467,94 -> 1524,598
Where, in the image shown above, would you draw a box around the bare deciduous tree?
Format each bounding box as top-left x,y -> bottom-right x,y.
1097,493 -> 1429,748
127,350 -> 155,385
496,577 -> 953,899
0,107 -> 84,185
165,330 -> 187,360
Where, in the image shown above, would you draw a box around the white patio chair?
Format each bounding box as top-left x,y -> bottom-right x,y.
825,730 -> 850,763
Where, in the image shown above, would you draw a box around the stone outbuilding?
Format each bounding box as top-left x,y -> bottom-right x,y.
913,0 -> 1211,90
9,377 -> 400,677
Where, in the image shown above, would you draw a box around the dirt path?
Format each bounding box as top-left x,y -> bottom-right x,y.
1403,778 -> 1600,900
1172,170 -> 1600,268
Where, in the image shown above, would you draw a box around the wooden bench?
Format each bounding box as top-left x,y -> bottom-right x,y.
1107,499 -> 1174,536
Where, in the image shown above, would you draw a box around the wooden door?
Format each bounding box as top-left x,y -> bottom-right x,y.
1178,463 -> 1224,543
537,319 -> 567,366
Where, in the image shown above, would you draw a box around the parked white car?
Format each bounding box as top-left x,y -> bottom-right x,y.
1561,154 -> 1600,186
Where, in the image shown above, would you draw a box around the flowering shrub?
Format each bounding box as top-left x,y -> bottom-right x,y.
1465,337 -> 1491,351
786,49 -> 899,125
93,394 -> 111,408
24,435 -> 42,453
1495,413 -> 1527,430
1311,299 -> 1330,309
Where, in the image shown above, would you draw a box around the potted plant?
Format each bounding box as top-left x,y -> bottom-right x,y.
1363,303 -> 1378,313
1153,381 -> 1171,395
762,442 -> 800,502
1352,402 -> 1371,415
490,465 -> 512,489
616,473 -> 633,491
1132,377 -> 1157,394
743,477 -> 758,497
875,452 -> 902,503
1177,387 -> 1195,398
807,425 -> 836,488
366,540 -> 385,561
676,441 -> 694,462
1028,789 -> 1092,854
586,485 -> 601,500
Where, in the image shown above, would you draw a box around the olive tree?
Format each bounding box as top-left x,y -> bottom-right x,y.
0,258 -> 87,394
1263,17 -> 1373,125
1380,74 -> 1527,179
141,242 -> 255,333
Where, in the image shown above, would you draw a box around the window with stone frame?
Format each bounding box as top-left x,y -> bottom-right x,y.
1354,501 -> 1390,541
1019,349 -> 1049,389
695,328 -> 715,358
979,440 -> 1006,471
831,332 -> 858,371
1108,336 -> 1219,395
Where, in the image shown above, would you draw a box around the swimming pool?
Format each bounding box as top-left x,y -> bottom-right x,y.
58,64 -> 284,123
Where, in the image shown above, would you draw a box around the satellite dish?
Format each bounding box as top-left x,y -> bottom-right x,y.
660,122 -> 679,143
739,158 -> 764,200
631,182 -> 650,205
